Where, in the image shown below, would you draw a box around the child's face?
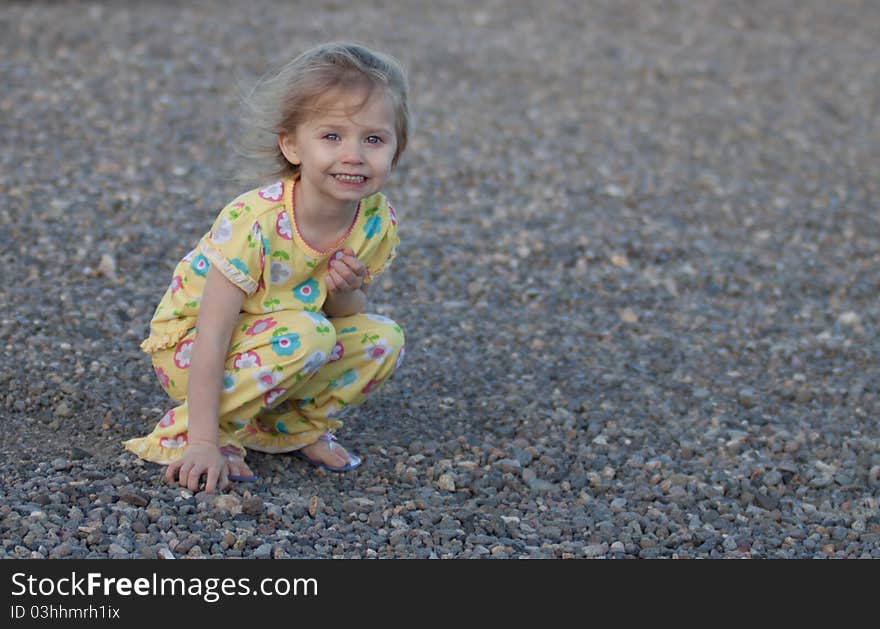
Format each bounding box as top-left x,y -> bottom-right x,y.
279,87 -> 398,213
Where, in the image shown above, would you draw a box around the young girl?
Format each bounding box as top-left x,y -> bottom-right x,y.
124,42 -> 409,494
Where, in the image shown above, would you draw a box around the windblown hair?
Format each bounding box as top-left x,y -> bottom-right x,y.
237,42 -> 410,184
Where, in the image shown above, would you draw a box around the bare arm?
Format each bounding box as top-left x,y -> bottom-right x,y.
323,287 -> 367,317
165,264 -> 245,493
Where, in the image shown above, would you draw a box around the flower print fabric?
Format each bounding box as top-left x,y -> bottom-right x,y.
270,332 -> 300,356
364,338 -> 393,363
140,177 -> 399,355
190,253 -> 210,277
173,339 -> 194,369
158,410 -> 175,427
270,261 -> 292,285
245,317 -> 277,336
329,342 -> 345,362
259,181 -> 284,202
301,350 -> 328,375
293,278 -> 320,304
275,211 -> 293,240
233,350 -> 262,369
223,371 -> 237,392
125,309 -> 406,463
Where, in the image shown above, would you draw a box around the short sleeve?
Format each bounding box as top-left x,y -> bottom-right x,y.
199,204 -> 270,295
363,201 -> 399,285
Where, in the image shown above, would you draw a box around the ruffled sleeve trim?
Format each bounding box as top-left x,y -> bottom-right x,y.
123,436 -> 185,464
140,323 -> 192,354
364,242 -> 398,285
201,242 -> 259,295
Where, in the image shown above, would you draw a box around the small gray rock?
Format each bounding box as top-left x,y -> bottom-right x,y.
241,496 -> 264,516
70,447 -> 92,460
693,387 -> 710,400
737,388 -> 757,408
753,491 -> 779,511
108,543 -> 128,557
118,491 -> 148,507
436,473 -> 456,492
494,458 -> 522,474
54,402 -> 74,418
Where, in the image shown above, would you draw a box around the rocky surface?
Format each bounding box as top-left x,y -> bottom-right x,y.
1,0 -> 878,558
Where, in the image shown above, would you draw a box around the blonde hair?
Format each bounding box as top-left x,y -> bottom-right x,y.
237,42 -> 410,184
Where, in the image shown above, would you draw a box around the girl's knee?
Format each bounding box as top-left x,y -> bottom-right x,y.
363,313 -> 404,345
360,313 -> 405,369
301,314 -> 339,356
296,329 -> 338,376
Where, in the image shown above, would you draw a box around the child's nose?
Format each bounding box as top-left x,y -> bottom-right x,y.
340,141 -> 365,164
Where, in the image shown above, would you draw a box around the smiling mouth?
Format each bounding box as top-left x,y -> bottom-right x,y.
334,174 -> 366,183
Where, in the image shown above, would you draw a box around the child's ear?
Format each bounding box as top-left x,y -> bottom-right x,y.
278,132 -> 301,166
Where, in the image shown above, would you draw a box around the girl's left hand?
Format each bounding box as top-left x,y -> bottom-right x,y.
326,247 -> 367,294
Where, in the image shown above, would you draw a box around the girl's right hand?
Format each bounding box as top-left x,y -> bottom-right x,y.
165,442 -> 228,494
326,247 -> 367,294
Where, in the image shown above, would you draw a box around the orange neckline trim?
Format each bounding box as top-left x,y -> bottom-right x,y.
288,178 -> 362,256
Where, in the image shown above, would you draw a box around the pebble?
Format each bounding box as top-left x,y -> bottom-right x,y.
539,526 -> 562,541
436,473 -> 456,492
241,496 -> 264,516
212,495 -> 242,514
737,388 -> 757,408
693,388 -> 710,400
494,458 -> 522,474
53,402 -> 74,418
307,496 -> 320,518
70,448 -> 92,460
753,492 -> 779,511
118,491 -> 148,507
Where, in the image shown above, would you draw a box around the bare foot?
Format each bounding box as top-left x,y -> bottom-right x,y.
226,456 -> 256,480
220,446 -> 255,480
299,437 -> 354,469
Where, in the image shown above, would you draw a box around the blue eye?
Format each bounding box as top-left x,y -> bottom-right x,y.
323,133 -> 340,141
365,136 -> 383,145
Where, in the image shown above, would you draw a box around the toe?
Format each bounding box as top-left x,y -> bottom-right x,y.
303,440 -> 351,468
327,447 -> 350,468
228,458 -> 254,479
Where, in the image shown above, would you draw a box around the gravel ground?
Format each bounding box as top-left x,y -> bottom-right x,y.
1,0 -> 878,559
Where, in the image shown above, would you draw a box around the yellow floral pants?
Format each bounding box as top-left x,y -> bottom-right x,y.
124,310 -> 404,464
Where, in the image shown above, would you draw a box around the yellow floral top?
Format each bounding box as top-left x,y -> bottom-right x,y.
141,177 -> 399,354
